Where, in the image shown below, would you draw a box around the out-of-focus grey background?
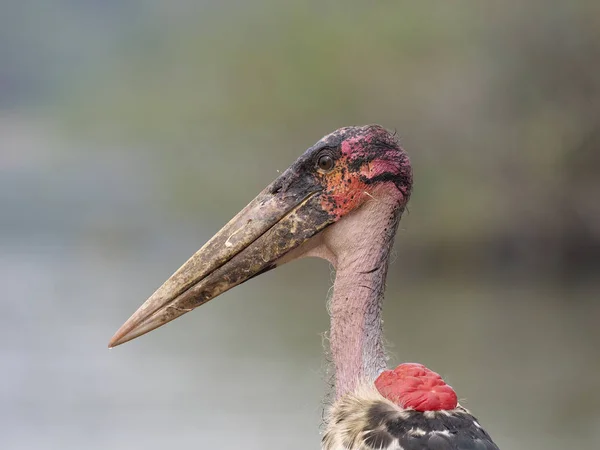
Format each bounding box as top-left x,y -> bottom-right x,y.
2,1 -> 599,449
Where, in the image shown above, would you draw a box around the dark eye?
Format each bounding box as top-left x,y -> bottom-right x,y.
317,154 -> 334,172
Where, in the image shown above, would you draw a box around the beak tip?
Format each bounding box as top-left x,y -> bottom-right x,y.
107,311 -> 164,348
108,335 -> 121,348
108,323 -> 134,349
108,334 -> 123,349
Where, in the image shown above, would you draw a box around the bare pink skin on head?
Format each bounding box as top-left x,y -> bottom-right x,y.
375,363 -> 458,412
317,125 -> 411,220
340,133 -> 405,181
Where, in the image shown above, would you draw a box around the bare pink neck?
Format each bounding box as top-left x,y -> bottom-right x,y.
328,201 -> 401,398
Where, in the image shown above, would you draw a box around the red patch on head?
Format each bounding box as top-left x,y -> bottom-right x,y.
319,166 -> 369,219
374,363 -> 458,412
340,136 -> 364,156
361,157 -> 402,179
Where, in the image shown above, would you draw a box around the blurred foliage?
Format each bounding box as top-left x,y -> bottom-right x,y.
4,0 -> 600,278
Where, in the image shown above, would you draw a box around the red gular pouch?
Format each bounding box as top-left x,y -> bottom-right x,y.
375,363 -> 458,412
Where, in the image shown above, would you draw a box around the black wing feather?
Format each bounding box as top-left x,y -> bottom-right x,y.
364,404 -> 500,450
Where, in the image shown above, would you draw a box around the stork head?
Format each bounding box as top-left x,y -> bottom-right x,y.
375,363 -> 458,411
109,125 -> 412,347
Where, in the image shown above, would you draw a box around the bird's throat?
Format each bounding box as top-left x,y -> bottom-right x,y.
328,202 -> 401,399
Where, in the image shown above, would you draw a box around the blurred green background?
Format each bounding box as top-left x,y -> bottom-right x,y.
1,1 -> 599,449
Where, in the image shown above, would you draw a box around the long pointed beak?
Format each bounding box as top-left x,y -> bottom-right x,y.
109,175 -> 333,348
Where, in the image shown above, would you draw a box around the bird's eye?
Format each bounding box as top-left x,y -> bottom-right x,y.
317,154 -> 334,172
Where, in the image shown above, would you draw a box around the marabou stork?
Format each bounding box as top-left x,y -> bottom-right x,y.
109,125 -> 499,450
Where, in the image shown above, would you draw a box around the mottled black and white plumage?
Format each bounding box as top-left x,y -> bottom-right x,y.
323,385 -> 499,450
